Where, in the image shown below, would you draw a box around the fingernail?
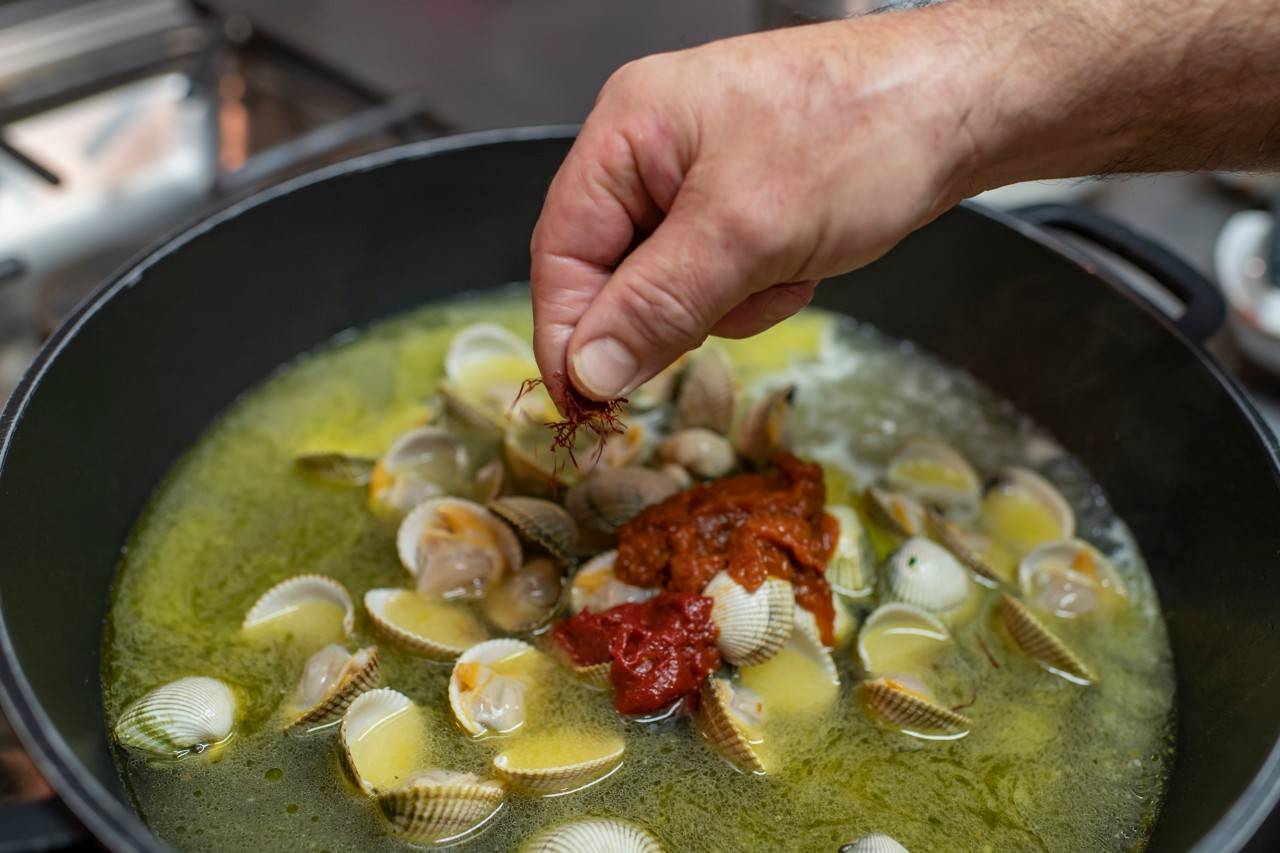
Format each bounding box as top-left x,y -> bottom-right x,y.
761,285 -> 814,324
572,337 -> 639,398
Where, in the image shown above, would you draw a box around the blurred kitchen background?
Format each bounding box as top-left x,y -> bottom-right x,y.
2,0 -> 1280,844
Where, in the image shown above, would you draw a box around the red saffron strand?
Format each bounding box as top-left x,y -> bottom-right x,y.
513,371 -> 627,470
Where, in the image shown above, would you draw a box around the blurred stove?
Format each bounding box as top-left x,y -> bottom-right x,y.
0,1 -> 1278,850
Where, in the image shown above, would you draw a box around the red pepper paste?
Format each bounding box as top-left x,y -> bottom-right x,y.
553,592 -> 721,715
614,452 -> 840,644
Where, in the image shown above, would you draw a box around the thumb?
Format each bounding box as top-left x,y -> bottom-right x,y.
565,208 -> 765,400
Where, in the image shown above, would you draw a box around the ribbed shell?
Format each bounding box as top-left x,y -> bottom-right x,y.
565,468 -> 681,534
377,776 -> 504,844
840,833 -> 910,853
114,677 -> 236,757
524,819 -> 664,853
884,538 -> 970,613
573,662 -> 612,689
674,347 -> 736,435
863,486 -> 926,537
492,736 -> 625,794
295,452 -> 376,487
697,678 -> 766,774
788,608 -> 842,686
489,496 -> 579,563
734,384 -> 795,468
339,688 -> 415,794
705,572 -> 794,666
855,603 -> 950,676
449,639 -> 538,736
999,595 -> 1097,684
923,507 -> 1003,585
242,574 -> 354,636
825,504 -> 875,597
859,677 -> 971,735
445,323 -> 534,383
364,588 -> 489,660
569,551 -> 658,614
396,497 -> 523,580
885,436 -> 980,509
286,646 -> 380,733
983,466 -> 1076,541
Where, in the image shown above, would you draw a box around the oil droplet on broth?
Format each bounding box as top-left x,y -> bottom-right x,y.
264,768 -> 283,782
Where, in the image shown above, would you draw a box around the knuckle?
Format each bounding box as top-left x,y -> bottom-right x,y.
616,271 -> 708,352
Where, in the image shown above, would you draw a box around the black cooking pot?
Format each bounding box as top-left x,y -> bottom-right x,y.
2,128 -> 1279,852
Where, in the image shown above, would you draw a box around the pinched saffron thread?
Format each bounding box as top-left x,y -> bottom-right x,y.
513,371 -> 627,470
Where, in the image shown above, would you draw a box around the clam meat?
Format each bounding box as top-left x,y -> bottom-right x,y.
397,497 -> 522,599
697,677 -> 768,774
449,639 -> 548,736
1018,538 -> 1126,617
286,644 -> 380,733
569,550 -> 658,614
368,426 -> 470,519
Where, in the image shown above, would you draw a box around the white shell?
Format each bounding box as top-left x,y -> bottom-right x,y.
697,677 -> 767,774
368,426 -> 470,518
377,769 -> 504,844
981,466 -> 1075,550
569,550 -> 658,614
886,437 -> 980,510
884,538 -> 970,613
242,574 -> 354,637
825,504 -> 875,597
445,323 -> 535,384
658,428 -> 736,479
1018,538 -> 1126,617
364,588 -> 490,660
493,731 -> 626,794
855,603 -> 950,677
339,688 -> 420,795
114,676 -> 236,757
525,818 -> 664,853
396,497 -> 523,598
841,833 -> 910,853
287,645 -> 379,733
793,593 -> 854,650
705,572 -> 794,667
863,486 -> 926,537
449,639 -> 540,736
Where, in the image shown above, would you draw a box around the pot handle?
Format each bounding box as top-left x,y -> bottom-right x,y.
1015,203 -> 1226,343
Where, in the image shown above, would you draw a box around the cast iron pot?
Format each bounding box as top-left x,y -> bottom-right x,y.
2,128 -> 1279,852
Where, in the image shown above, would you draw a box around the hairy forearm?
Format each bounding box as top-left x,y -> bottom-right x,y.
920,0 -> 1280,192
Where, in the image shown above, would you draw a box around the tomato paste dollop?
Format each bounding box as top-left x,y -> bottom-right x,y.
553,592 -> 721,715
614,452 -> 839,643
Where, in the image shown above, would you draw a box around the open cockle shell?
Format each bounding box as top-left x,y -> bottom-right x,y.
295,452 -> 376,487
826,504 -> 876,597
489,496 -> 579,564
863,486 -> 926,538
856,603 -> 950,677
734,384 -> 795,469
364,588 -> 490,660
883,537 -> 971,614
565,468 -> 681,536
999,594 -> 1098,684
570,661 -> 612,689
441,322 -> 549,431
705,572 -> 794,667
396,497 -> 523,599
449,639 -> 545,737
493,729 -> 626,794
658,428 -> 736,479
242,574 -> 355,639
339,688 -> 429,795
858,675 -> 971,737
674,346 -> 736,435
368,426 -> 470,518
981,467 -> 1075,554
114,676 -> 237,757
886,437 -> 981,511
697,677 -> 767,774
377,770 -> 505,845
569,550 -> 658,614
1018,538 -> 1126,617
286,645 -> 380,733
740,611 -> 840,715
793,593 -> 854,650
523,818 -> 664,853
923,507 -> 1007,585
840,833 -> 910,853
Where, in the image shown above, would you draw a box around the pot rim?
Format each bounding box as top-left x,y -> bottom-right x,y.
0,125 -> 1277,852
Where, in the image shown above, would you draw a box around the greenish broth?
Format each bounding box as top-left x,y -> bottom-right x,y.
102,285 -> 1174,852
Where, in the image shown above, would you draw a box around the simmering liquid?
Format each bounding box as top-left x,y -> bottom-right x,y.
102,286 -> 1174,852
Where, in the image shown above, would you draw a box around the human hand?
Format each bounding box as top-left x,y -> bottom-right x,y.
529,10 -> 984,401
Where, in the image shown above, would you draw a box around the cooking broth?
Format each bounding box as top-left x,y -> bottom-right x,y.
102,285 -> 1175,852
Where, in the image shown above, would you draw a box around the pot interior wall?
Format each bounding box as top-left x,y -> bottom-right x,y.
0,133 -> 1277,851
